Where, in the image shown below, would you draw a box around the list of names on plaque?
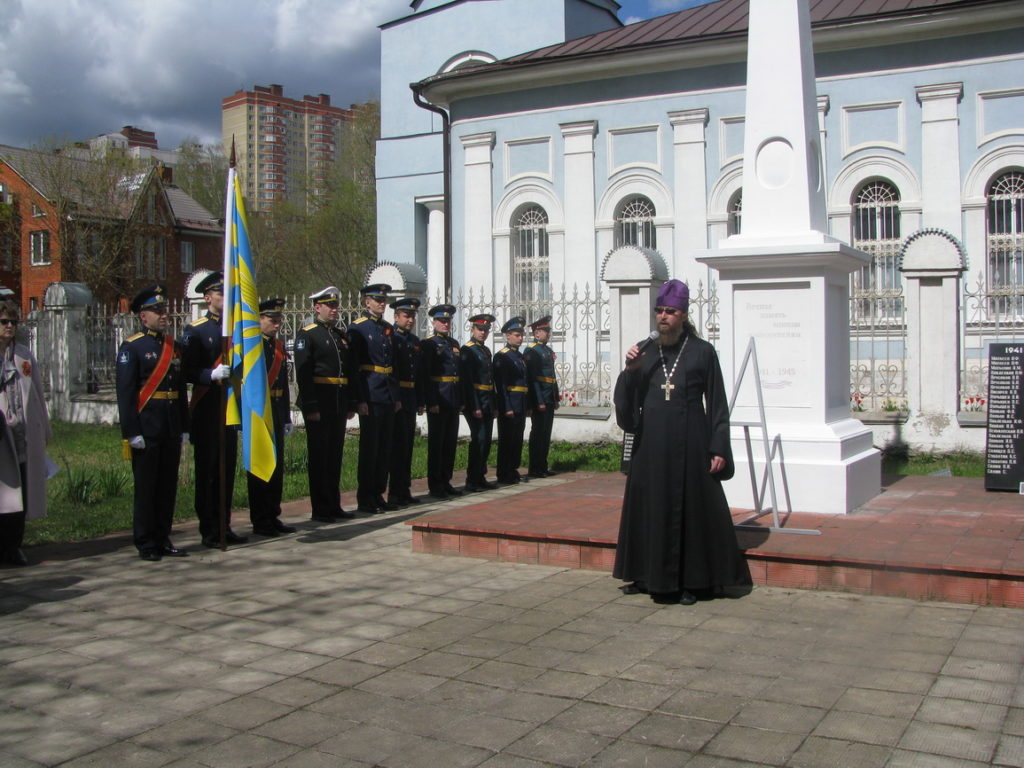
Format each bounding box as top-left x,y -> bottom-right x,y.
984,343 -> 1024,492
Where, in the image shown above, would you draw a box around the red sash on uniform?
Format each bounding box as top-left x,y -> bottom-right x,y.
267,339 -> 286,390
189,352 -> 223,412
137,334 -> 175,412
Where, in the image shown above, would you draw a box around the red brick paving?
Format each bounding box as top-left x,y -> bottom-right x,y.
408,472 -> 1024,608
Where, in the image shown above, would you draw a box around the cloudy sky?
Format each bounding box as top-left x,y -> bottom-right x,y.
0,0 -> 709,151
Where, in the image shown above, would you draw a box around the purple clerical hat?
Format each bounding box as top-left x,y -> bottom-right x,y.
656,279 -> 689,312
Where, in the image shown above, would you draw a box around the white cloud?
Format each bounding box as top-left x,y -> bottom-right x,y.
0,0 -> 407,148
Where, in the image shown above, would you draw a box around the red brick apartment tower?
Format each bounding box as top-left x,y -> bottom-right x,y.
222,84 -> 355,211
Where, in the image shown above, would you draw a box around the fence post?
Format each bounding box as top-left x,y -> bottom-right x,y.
41,283 -> 94,421
900,230 -> 966,432
600,246 -> 669,382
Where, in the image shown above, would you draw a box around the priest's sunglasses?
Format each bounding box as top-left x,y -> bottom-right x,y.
654,306 -> 680,316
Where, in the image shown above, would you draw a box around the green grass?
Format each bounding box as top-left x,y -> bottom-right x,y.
27,422 -> 986,546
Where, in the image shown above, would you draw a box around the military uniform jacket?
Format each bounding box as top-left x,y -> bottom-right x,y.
392,327 -> 423,412
422,333 -> 462,409
180,312 -> 224,416
293,320 -> 351,414
460,341 -> 494,414
524,342 -> 559,408
116,329 -> 189,439
493,345 -> 528,416
263,334 -> 291,429
347,312 -> 398,405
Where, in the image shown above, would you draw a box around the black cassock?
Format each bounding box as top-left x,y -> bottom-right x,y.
613,333 -> 751,595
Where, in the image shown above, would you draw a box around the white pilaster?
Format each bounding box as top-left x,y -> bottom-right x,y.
461,132 -> 496,294
668,108 -> 709,281
417,195 -> 445,301
916,83 -> 964,237
560,121 -> 598,287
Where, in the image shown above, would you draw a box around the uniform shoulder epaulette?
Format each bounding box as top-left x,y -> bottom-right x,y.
465,341 -> 476,347
498,346 -> 510,354
425,333 -> 437,340
126,332 -> 144,342
352,317 -> 368,324
190,316 -> 209,327
526,342 -> 538,349
302,323 -> 317,331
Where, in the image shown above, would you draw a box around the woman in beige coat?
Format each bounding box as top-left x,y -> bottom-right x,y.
0,300 -> 52,566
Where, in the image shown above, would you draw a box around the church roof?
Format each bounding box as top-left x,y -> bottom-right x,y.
502,0 -> 1010,65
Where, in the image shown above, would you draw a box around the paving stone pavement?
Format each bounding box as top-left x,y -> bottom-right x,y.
1,501 -> 1023,768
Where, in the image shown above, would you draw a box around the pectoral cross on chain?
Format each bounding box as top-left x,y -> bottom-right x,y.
660,380 -> 675,401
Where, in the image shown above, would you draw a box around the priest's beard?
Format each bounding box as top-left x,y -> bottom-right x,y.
657,326 -> 685,346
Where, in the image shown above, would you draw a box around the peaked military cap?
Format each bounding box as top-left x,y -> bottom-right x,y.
131,283 -> 168,314
309,286 -> 341,305
529,315 -> 552,331
501,316 -> 526,334
259,297 -> 286,316
360,283 -> 392,300
469,313 -> 496,328
195,271 -> 224,295
428,304 -> 456,321
390,296 -> 421,312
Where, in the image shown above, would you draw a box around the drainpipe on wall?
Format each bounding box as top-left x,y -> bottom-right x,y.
410,83 -> 452,298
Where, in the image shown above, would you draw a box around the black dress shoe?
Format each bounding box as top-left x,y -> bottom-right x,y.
428,488 -> 449,499
679,591 -> 697,606
161,544 -> 189,557
252,526 -> 280,537
357,503 -> 380,514
224,530 -> 249,545
272,520 -> 297,533
544,470 -> 559,477
6,548 -> 28,566
464,483 -> 484,493
311,512 -> 335,523
379,500 -> 400,512
527,472 -> 546,480
621,582 -> 647,595
497,477 -> 519,486
404,495 -> 422,505
336,509 -> 356,519
444,485 -> 464,497
388,496 -> 410,508
139,549 -> 162,561
481,481 -> 499,489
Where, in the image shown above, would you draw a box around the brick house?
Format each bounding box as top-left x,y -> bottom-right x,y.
0,144 -> 223,312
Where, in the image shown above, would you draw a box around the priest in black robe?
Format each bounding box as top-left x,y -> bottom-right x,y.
613,279 -> 751,605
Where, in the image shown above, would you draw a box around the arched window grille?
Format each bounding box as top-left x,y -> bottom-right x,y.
986,170 -> 1024,317
727,191 -> 742,236
614,195 -> 656,250
851,180 -> 902,321
510,205 -> 550,311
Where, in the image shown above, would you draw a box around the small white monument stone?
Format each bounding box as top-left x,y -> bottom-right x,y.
697,0 -> 880,514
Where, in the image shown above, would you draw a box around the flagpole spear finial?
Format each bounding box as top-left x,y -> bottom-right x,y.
229,136 -> 237,169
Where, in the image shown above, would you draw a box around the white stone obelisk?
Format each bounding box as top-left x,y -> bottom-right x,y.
696,0 -> 879,514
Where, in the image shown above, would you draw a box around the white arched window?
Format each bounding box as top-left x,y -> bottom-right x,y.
510,205 -> 549,310
851,180 -> 902,321
987,170 -> 1024,317
727,191 -> 742,236
614,195 -> 656,250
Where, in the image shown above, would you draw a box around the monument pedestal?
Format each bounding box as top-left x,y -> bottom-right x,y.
700,240 -> 880,514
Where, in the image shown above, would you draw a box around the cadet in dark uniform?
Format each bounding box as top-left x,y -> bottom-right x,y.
493,316 -> 530,485
294,286 -> 355,522
180,271 -> 247,548
347,283 -> 400,513
116,284 -> 190,561
422,304 -> 463,498
460,313 -> 497,492
388,297 -> 424,507
524,315 -> 560,478
248,298 -> 297,537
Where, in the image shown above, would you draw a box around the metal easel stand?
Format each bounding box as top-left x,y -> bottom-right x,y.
728,337 -> 820,536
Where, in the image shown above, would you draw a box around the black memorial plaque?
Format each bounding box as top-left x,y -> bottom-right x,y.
984,343 -> 1024,492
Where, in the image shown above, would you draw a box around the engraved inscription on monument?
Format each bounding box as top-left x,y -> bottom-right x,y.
984,343 -> 1024,492
733,284 -> 809,408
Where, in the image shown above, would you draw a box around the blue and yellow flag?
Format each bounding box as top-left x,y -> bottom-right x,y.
223,168 -> 276,482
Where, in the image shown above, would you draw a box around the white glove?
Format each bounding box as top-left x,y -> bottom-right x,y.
128,435 -> 145,449
284,423 -> 295,436
181,432 -> 190,446
211,364 -> 231,381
